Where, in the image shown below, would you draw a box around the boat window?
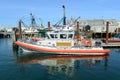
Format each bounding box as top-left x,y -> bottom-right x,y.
60,34 -> 67,39
68,34 -> 73,39
67,27 -> 69,29
46,35 -> 50,39
50,34 -> 54,38
55,34 -> 58,38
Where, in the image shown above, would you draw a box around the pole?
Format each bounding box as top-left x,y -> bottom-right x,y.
19,20 -> 22,39
77,22 -> 80,43
12,27 -> 18,50
62,5 -> 66,25
48,21 -> 50,31
106,21 -> 109,44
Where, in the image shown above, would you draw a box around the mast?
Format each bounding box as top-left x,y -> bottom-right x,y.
30,13 -> 37,28
18,20 -> 22,39
62,5 -> 66,25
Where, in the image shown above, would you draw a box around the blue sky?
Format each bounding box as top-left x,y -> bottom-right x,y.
0,0 -> 120,28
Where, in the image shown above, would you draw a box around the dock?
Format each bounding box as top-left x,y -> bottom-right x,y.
102,43 -> 120,48
0,32 -> 12,38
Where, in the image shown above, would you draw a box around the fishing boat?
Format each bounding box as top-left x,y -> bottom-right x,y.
15,25 -> 110,55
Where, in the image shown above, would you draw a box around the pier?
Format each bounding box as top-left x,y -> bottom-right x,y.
102,43 -> 120,48
0,32 -> 12,38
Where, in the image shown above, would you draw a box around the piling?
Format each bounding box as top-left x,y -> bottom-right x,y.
62,5 -> 66,25
19,20 -> 22,39
106,21 -> 109,44
48,21 -> 50,31
12,28 -> 18,42
12,27 -> 18,51
77,22 -> 80,43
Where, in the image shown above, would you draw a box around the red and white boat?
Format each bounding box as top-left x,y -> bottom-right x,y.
101,33 -> 120,43
15,26 -> 110,55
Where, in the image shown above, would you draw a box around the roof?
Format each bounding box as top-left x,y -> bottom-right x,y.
79,19 -> 119,27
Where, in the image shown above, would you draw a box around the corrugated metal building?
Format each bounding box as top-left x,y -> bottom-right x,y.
78,19 -> 119,32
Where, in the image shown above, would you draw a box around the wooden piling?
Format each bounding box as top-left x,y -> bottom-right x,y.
12,27 -> 18,50
48,21 -> 50,31
77,22 -> 80,43
106,21 -> 109,44
62,5 -> 66,25
12,28 -> 17,42
19,20 -> 22,39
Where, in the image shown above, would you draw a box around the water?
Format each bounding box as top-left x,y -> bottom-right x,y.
0,38 -> 120,80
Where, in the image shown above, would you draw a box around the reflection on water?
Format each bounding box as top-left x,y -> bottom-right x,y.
2,38 -> 120,80
13,48 -> 109,77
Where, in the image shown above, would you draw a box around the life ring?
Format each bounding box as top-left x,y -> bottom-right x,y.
87,41 -> 92,46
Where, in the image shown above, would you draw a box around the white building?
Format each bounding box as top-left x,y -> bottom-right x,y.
78,19 -> 119,33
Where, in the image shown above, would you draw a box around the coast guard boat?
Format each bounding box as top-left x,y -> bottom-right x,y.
15,25 -> 110,55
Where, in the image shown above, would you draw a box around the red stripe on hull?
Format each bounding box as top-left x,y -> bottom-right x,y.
15,41 -> 110,54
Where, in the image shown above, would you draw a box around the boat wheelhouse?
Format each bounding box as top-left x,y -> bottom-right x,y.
36,30 -> 75,48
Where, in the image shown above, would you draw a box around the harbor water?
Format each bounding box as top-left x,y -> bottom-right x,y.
0,38 -> 120,80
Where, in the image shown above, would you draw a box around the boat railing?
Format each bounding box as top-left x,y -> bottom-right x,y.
71,44 -> 102,49
18,39 -> 103,50
19,38 -> 36,44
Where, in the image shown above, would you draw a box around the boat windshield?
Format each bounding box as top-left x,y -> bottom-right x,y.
50,34 -> 58,39
48,31 -> 74,39
68,34 -> 73,39
60,34 -> 67,39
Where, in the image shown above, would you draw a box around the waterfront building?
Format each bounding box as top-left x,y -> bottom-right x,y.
78,19 -> 119,33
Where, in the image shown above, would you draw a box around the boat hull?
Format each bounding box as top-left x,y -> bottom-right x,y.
15,41 -> 110,55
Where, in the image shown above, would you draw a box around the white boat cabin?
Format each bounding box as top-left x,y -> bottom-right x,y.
36,31 -> 75,48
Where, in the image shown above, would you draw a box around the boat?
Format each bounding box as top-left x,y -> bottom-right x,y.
15,25 -> 110,55
101,33 -> 120,43
15,5 -> 110,55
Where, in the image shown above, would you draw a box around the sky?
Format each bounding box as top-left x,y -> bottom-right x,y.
0,0 -> 120,28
